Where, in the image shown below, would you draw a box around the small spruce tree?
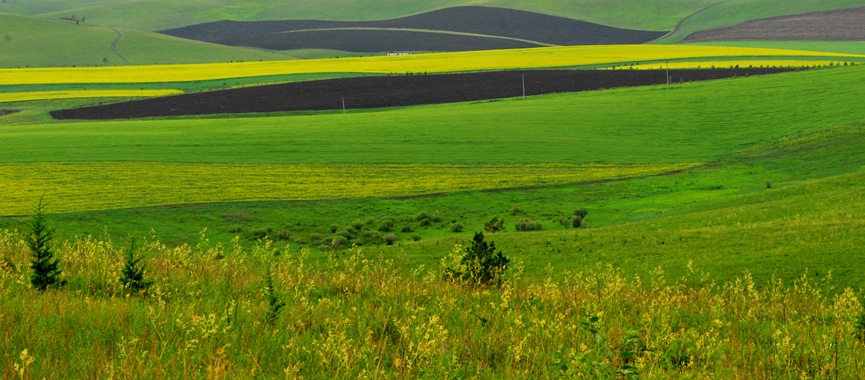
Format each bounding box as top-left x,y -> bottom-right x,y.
119,238 -> 152,294
27,199 -> 62,291
264,262 -> 285,327
484,217 -> 505,233
447,232 -> 510,286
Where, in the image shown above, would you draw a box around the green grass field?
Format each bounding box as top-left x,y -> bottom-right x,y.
691,41 -> 865,55
3,4 -> 865,374
2,65 -> 865,289
0,14 -> 291,68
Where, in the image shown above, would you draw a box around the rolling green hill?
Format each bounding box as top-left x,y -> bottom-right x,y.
0,13 -> 291,67
22,0 -> 716,31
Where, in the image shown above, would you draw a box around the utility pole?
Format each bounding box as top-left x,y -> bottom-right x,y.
342,97 -> 346,114
666,61 -> 670,89
522,74 -> 526,99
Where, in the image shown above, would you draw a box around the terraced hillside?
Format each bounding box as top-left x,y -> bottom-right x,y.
685,6 -> 865,42
162,7 -> 666,52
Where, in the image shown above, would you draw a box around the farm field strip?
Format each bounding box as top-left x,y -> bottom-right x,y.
0,89 -> 183,103
1,45 -> 862,85
0,162 -> 699,215
623,59 -> 854,70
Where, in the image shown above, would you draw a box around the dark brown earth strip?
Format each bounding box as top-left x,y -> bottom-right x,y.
0,109 -> 21,116
49,68 -> 797,120
161,6 -> 667,52
685,6 -> 865,42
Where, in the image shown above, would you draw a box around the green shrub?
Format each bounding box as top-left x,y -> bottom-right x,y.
401,225 -> 414,233
379,219 -> 394,232
510,204 -> 525,215
515,219 -> 543,231
350,220 -> 365,230
329,236 -> 348,250
309,233 -> 324,244
450,222 -> 464,233
276,229 -> 291,241
411,234 -> 422,242
574,208 -> 589,219
384,234 -> 397,246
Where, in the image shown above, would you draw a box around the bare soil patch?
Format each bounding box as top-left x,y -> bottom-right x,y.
685,6 -> 865,42
49,68 -> 796,120
161,6 -> 666,52
0,109 -> 20,117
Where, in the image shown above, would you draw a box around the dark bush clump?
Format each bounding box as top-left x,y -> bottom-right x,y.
412,234 -> 422,242
309,233 -> 324,244
384,234 -> 398,246
401,225 -> 414,233
379,219 -> 394,232
450,222 -> 464,233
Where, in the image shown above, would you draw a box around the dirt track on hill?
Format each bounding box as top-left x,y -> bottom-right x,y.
49,69 -> 796,120
685,6 -> 865,42
161,6 -> 666,52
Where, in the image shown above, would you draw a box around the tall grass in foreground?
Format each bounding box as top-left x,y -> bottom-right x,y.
1,230 -> 863,378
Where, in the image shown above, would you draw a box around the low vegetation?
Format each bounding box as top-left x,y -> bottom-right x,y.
1,231 -> 863,378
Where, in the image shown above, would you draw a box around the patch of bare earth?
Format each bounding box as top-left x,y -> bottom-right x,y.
161,6 -> 666,52
49,68 -> 796,120
685,6 -> 865,42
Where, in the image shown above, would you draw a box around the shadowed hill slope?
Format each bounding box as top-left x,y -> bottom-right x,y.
684,6 -> 865,42
161,6 -> 667,52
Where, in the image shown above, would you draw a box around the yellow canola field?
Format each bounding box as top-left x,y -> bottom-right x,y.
0,162 -> 700,214
623,60 -> 857,70
1,45 -> 862,85
0,89 -> 182,103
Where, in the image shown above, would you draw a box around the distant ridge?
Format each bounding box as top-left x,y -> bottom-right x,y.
161,6 -> 666,52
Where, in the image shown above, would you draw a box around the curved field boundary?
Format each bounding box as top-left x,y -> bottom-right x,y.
233,28 -> 543,52
0,162 -> 699,215
684,6 -> 865,42
49,68 -> 797,120
161,6 -> 666,51
2,45 -> 860,86
0,89 -> 182,103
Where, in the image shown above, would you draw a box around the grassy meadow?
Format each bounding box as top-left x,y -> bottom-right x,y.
0,14 -> 292,68
2,5 -> 865,374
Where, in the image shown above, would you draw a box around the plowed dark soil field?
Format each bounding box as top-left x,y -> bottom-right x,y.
162,6 -> 666,52
50,69 -> 796,120
685,6 -> 865,42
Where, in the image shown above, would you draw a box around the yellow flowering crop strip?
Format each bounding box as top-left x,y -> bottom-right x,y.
0,89 -> 183,103
621,60 -> 855,70
0,162 -> 700,214
1,45 -> 862,85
